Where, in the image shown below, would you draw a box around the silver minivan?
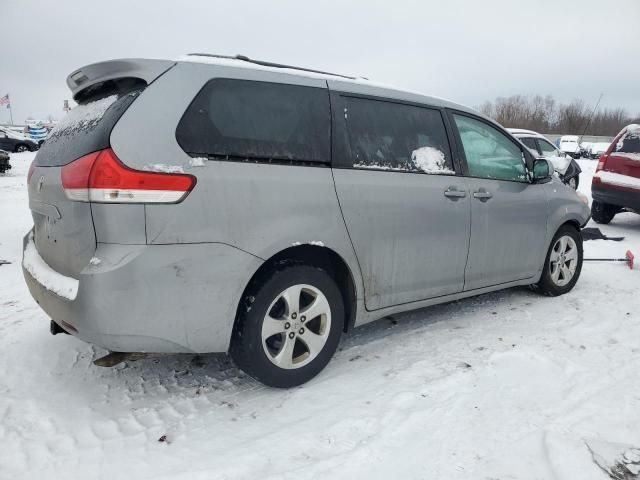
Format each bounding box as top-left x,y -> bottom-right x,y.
23,54 -> 591,387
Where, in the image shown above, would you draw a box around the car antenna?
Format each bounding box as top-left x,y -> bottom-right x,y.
580,93 -> 603,142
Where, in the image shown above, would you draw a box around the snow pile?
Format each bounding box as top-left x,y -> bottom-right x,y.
143,164 -> 185,174
586,439 -> 640,479
614,152 -> 640,161
291,241 -> 325,247
48,95 -> 118,139
547,155 -> 571,173
353,163 -> 407,171
22,232 -> 79,300
411,146 -> 454,174
595,171 -> 640,190
189,157 -> 207,167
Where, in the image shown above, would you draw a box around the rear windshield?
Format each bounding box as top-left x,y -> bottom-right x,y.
616,127 -> 640,154
35,89 -> 142,166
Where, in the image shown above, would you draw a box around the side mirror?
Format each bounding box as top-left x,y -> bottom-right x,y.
531,158 -> 552,183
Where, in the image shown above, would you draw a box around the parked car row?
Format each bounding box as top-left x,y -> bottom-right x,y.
555,136 -> 614,160
507,129 -> 582,189
23,54 -> 590,387
588,142 -> 611,159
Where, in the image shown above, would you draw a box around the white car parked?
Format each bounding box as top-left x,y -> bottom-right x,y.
558,135 -> 582,158
507,129 -> 582,189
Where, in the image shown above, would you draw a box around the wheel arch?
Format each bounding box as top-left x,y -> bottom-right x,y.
561,218 -> 582,232
234,245 -> 358,335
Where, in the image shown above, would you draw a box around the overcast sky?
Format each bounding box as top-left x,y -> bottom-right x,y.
2,0 -> 639,123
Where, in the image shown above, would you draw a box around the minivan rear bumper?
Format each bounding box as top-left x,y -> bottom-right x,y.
23,231 -> 263,353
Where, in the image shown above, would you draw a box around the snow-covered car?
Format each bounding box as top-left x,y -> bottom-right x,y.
591,124 -> 640,224
558,135 -> 582,158
589,141 -> 611,159
0,149 -> 10,174
580,141 -> 593,156
507,128 -> 582,189
0,127 -> 39,152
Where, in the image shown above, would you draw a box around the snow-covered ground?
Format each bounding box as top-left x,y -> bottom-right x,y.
1,153 -> 639,480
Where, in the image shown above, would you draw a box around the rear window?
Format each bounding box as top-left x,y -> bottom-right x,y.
176,79 -> 330,163
520,137 -> 539,153
35,89 -> 142,167
616,126 -> 640,154
341,96 -> 453,173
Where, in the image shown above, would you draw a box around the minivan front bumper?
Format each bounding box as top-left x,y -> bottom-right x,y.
23,231 -> 263,353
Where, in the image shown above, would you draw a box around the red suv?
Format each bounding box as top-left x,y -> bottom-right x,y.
591,124 -> 640,224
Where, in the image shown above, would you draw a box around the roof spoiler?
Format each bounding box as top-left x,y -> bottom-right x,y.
66,59 -> 176,101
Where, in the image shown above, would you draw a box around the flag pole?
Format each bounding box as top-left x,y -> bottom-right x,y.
8,95 -> 14,125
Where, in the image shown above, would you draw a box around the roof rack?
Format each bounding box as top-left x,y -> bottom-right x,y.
186,53 -> 357,80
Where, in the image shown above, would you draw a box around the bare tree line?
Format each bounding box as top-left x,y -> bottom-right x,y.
478,95 -> 640,136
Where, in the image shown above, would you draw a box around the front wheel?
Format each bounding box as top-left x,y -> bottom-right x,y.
565,175 -> 579,190
230,264 -> 344,388
535,225 -> 583,296
15,144 -> 29,153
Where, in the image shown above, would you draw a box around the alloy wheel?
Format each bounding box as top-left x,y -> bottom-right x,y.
261,284 -> 331,369
549,235 -> 578,287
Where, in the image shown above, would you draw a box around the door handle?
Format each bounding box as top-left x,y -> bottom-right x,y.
473,189 -> 493,201
444,187 -> 467,199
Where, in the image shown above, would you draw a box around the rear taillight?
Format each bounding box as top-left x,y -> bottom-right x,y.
27,162 -> 36,182
61,148 -> 196,203
596,154 -> 608,173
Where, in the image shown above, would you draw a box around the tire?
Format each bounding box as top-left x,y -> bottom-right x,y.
566,175 -> 579,190
15,144 -> 29,153
230,263 -> 344,388
536,225 -> 583,296
591,200 -> 616,224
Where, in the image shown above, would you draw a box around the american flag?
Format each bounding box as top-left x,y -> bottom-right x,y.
0,94 -> 9,107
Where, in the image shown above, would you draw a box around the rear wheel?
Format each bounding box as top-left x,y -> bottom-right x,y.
230,264 -> 344,388
536,225 -> 583,296
591,200 -> 616,224
15,144 -> 29,153
566,175 -> 579,190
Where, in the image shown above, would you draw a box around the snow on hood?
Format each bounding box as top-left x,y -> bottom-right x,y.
547,155 -> 571,174
0,127 -> 29,141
